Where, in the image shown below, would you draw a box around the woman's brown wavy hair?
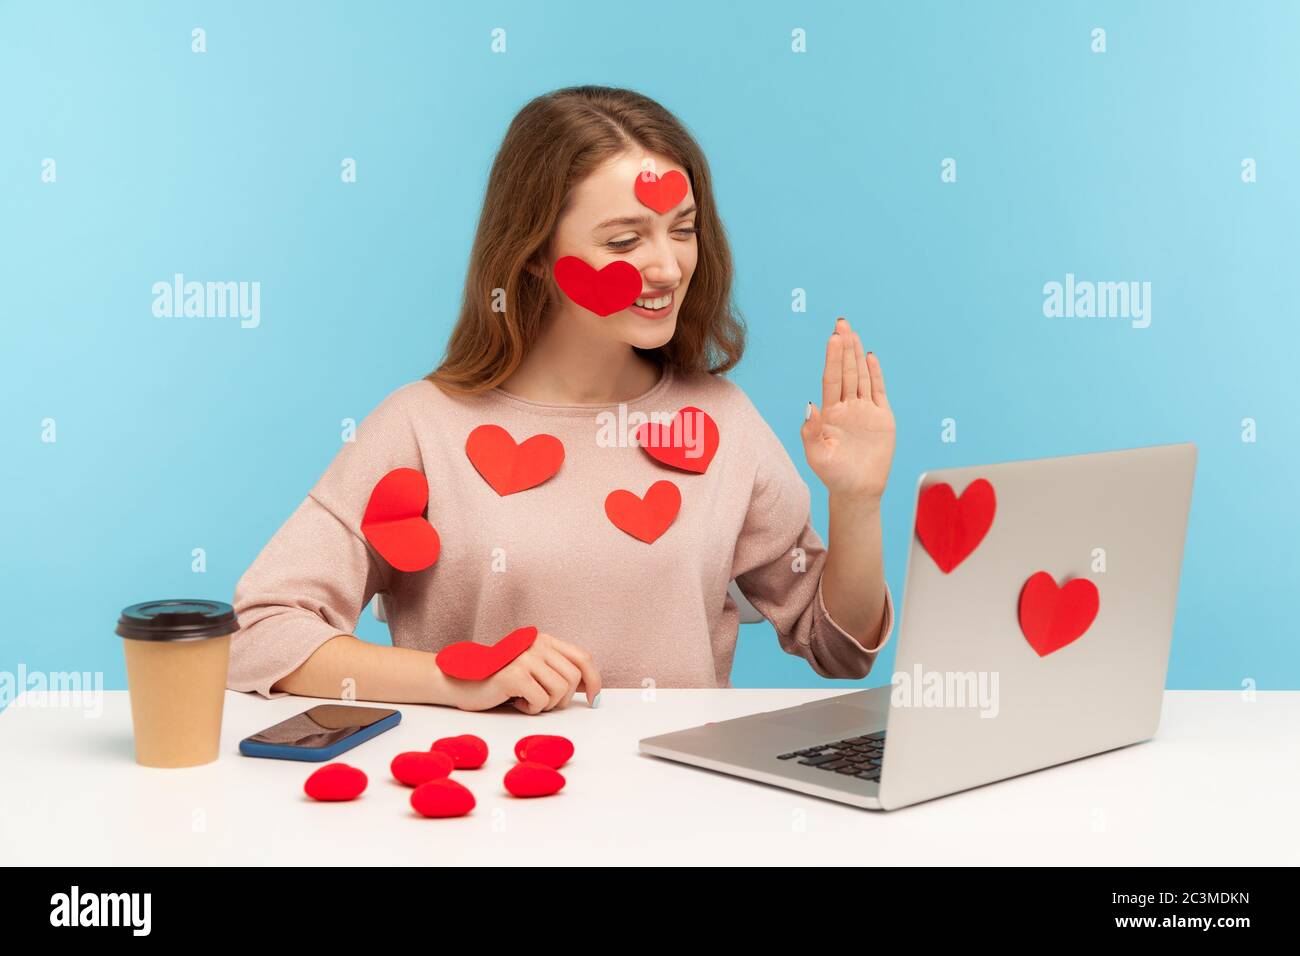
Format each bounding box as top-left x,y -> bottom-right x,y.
428,85 -> 745,394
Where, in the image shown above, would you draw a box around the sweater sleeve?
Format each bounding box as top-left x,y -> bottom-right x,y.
729,393 -> 894,680
226,384 -> 426,699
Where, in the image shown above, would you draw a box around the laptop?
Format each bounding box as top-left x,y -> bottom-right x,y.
638,442 -> 1198,810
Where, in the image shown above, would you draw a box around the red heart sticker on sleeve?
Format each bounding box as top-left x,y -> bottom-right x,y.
553,256 -> 641,317
465,425 -> 564,495
605,480 -> 681,543
1018,572 -> 1100,657
361,468 -> 441,572
435,626 -> 538,681
914,478 -> 996,573
635,406 -> 719,474
633,169 -> 689,214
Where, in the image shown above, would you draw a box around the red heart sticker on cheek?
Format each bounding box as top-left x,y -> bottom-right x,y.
634,169 -> 689,214
635,406 -> 719,474
553,256 -> 641,317
914,478 -> 996,573
1018,572 -> 1100,657
435,626 -> 538,681
360,468 -> 441,572
465,425 -> 564,495
605,480 -> 681,543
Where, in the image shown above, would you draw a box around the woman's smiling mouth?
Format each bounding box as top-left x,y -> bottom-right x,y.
630,289 -> 674,318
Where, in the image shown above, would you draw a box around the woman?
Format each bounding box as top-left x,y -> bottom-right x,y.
228,85 -> 897,714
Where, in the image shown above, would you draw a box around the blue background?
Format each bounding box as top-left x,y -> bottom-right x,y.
3,0 -> 1296,705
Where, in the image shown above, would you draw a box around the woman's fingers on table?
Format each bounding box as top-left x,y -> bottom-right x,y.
546,633 -> 603,706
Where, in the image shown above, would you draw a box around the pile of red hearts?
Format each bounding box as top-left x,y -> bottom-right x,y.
302,733 -> 574,818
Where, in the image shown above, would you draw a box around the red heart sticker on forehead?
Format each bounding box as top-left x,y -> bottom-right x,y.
634,169 -> 689,214
553,256 -> 641,317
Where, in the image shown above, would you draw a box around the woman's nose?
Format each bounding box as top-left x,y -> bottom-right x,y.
640,236 -> 683,285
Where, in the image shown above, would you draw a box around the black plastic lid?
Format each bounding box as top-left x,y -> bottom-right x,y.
116,599 -> 240,642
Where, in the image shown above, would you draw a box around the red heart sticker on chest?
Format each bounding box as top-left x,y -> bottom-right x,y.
635,406 -> 719,474
436,625 -> 538,681
1018,572 -> 1100,656
465,425 -> 564,496
914,478 -> 996,573
634,169 -> 689,213
605,480 -> 681,543
361,468 -> 441,572
553,256 -> 641,317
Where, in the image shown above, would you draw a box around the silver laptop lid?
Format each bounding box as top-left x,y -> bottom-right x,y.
877,442 -> 1197,810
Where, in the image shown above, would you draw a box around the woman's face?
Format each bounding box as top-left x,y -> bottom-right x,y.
547,149 -> 698,351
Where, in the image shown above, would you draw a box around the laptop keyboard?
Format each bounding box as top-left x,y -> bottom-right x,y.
777,730 -> 886,782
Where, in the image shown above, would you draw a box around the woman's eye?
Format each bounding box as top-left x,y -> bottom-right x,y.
673,225 -> 698,239
606,237 -> 638,250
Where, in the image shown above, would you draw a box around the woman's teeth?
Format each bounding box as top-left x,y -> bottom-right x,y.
635,293 -> 672,310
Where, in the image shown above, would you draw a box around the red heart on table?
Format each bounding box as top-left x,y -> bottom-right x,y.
436,626 -> 538,682
303,763 -> 368,802
605,480 -> 681,544
411,778 -> 476,818
360,468 -> 441,572
465,425 -> 564,496
553,256 -> 642,317
1018,572 -> 1100,657
914,478 -> 996,573
514,735 -> 574,769
504,761 -> 566,798
634,169 -> 689,214
390,750 -> 455,787
430,734 -> 489,769
635,406 -> 719,474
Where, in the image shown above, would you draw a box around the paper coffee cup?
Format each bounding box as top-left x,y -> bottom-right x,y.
116,600 -> 239,768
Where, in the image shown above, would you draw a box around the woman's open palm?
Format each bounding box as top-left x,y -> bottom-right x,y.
801,317 -> 896,501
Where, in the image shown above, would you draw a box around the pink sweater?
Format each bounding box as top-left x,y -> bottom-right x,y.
227,364 -> 894,698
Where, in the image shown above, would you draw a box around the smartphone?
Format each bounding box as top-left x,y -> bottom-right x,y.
238,704 -> 401,762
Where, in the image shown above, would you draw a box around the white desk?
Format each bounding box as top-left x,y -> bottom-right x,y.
1,688 -> 1295,866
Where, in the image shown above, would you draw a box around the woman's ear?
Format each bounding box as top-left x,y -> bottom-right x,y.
524,258 -> 546,280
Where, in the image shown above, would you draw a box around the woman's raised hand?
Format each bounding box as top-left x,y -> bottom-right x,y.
800,317 -> 896,502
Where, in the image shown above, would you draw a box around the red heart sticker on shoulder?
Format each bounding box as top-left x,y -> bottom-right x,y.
361,468 -> 441,572
635,406 -> 718,474
436,625 -> 538,681
465,425 -> 564,496
914,478 -> 996,573
1018,572 -> 1099,656
553,256 -> 641,317
634,169 -> 689,214
605,480 -> 681,543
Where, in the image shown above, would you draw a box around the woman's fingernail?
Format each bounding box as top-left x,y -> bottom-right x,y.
591,692 -> 601,708
804,402 -> 813,422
